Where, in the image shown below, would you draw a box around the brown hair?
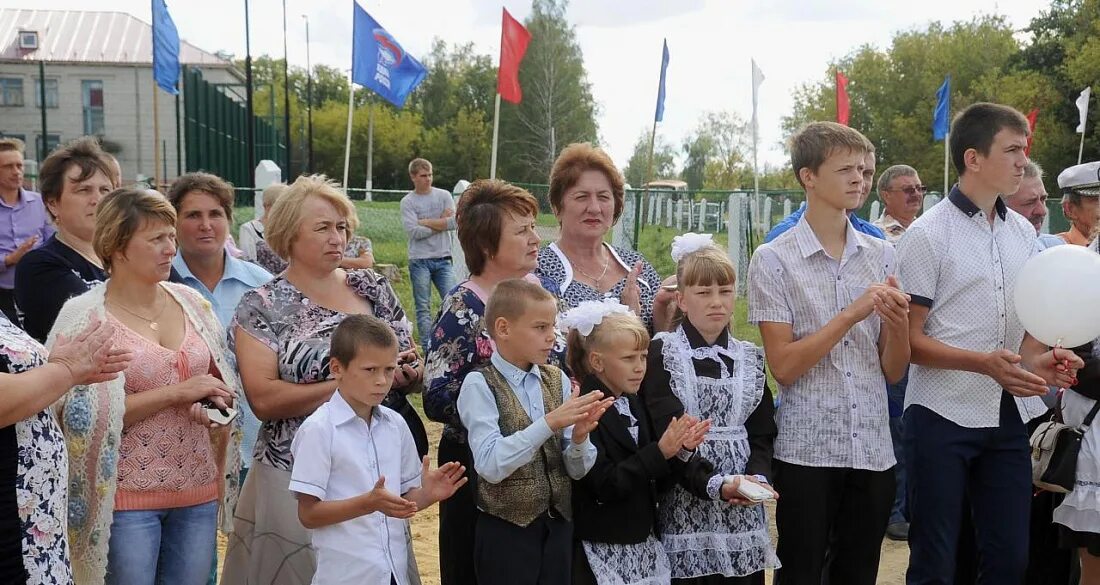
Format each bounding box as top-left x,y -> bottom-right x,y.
408,158 -> 432,175
93,188 -> 178,272
484,278 -> 556,340
789,122 -> 874,188
548,143 -> 626,222
0,137 -> 25,154
456,179 -> 539,276
672,245 -> 737,328
265,174 -> 358,259
39,137 -> 113,218
566,311 -> 649,379
330,314 -> 399,366
949,103 -> 1029,176
167,172 -> 235,222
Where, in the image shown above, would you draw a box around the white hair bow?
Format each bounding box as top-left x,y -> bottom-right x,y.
558,298 -> 633,337
670,232 -> 715,263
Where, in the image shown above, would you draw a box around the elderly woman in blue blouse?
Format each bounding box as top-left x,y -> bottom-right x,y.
0,317 -> 130,585
423,179 -> 568,585
536,143 -> 675,334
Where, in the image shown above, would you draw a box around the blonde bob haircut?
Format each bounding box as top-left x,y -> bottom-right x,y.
676,245 -> 736,289
566,311 -> 649,379
94,188 -> 178,273
264,174 -> 358,259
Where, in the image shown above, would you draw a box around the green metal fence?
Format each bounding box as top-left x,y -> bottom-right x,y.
182,66 -> 286,189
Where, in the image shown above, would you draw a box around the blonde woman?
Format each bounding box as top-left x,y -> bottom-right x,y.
222,175 -> 422,585
49,189 -> 242,585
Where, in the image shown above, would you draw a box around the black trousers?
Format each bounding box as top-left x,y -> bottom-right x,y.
475,512 -> 571,585
438,436 -> 478,585
905,392 -> 1032,585
772,461 -> 895,585
0,288 -> 18,327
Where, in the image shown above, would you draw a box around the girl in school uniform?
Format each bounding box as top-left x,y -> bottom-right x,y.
640,234 -> 780,585
563,299 -> 711,585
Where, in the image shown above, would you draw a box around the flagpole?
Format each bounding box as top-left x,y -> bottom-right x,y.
944,131 -> 950,195
490,93 -> 501,179
153,81 -> 161,190
1079,126 -> 1087,165
752,112 -> 759,201
342,70 -> 354,191
366,96 -> 373,201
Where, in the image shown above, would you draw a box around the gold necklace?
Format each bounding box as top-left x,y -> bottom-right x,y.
55,231 -> 104,270
565,249 -> 611,286
109,289 -> 167,331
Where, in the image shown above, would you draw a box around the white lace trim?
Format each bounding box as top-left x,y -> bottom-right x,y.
582,535 -> 672,585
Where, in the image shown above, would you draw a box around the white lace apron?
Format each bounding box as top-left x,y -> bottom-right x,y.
655,327 -> 780,579
582,535 -> 673,585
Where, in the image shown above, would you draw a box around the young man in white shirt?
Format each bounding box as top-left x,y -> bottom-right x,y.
749,121 -> 911,585
897,102 -> 1082,585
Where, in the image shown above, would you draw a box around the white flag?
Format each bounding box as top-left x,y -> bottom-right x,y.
1077,86 -> 1091,134
751,59 -> 765,133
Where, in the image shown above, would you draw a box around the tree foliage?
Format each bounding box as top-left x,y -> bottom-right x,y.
782,2 -> 1100,195
623,129 -> 677,187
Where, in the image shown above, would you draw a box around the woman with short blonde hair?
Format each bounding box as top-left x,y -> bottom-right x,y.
50,188 -> 243,585
222,175 -> 423,585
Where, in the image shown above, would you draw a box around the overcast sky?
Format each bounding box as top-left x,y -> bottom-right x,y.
9,0 -> 1049,173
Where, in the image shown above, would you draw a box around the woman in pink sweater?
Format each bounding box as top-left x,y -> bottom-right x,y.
51,188 -> 242,585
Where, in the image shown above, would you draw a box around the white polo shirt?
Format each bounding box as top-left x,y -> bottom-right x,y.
897,188 -> 1047,428
290,391 -> 422,585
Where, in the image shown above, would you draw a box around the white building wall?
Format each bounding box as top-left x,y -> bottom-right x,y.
0,61 -> 239,185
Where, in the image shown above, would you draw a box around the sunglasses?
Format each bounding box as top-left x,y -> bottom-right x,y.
889,185 -> 929,196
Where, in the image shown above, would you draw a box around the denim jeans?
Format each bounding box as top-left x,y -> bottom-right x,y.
106,500 -> 219,585
409,257 -> 455,351
888,371 -> 908,525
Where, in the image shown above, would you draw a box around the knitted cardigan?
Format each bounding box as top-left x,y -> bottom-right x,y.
47,281 -> 243,585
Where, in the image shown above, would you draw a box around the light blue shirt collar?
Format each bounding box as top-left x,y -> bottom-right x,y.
489,351 -> 543,386
172,250 -> 270,289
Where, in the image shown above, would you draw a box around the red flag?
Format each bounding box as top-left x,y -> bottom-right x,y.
1025,108 -> 1039,156
836,70 -> 850,126
498,8 -> 531,104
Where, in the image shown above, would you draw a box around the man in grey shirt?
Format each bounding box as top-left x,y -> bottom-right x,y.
401,158 -> 457,352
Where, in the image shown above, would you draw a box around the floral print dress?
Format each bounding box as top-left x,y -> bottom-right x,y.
0,316 -> 71,585
230,269 -> 414,471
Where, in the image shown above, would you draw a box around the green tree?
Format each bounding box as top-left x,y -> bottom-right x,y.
497,0 -> 600,185
680,112 -> 753,190
623,129 -> 677,187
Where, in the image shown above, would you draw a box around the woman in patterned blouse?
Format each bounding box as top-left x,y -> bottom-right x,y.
423,179 -> 567,585
0,318 -> 128,585
536,143 -> 675,334
221,175 -> 423,585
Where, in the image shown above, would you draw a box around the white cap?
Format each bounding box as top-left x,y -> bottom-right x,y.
452,179 -> 471,196
1057,161 -> 1100,196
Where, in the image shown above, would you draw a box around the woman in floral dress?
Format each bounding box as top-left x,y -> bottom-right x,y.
423,179 -> 567,585
221,175 -> 422,585
0,316 -> 128,584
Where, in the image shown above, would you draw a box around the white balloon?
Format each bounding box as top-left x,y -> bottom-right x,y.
1014,245 -> 1100,347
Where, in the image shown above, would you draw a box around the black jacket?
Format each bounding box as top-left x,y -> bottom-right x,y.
571,375 -> 672,545
640,321 -> 777,485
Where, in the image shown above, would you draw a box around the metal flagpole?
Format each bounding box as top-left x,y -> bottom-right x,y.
342,70 -> 354,191
281,0 -> 292,178
943,131 -> 950,194
490,93 -> 502,179
153,82 -> 161,189
1080,126 -> 1087,165
366,97 -> 374,201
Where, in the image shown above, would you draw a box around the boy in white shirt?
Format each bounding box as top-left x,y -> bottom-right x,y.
290,314 -> 467,585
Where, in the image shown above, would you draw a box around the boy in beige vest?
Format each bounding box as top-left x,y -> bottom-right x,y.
457,278 -> 613,585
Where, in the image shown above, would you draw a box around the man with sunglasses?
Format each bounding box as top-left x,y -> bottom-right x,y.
874,165 -> 926,244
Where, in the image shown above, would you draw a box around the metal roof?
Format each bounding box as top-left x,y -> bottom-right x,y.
0,8 -> 231,66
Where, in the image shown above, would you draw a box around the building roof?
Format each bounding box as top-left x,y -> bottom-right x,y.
0,8 -> 232,67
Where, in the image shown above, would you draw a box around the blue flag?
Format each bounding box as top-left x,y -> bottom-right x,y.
151,0 -> 180,95
655,39 -> 669,122
933,74 -> 951,141
351,2 -> 427,108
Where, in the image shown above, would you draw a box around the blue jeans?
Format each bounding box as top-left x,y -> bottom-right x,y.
409,257 -> 455,351
106,500 -> 219,585
888,371 -> 908,525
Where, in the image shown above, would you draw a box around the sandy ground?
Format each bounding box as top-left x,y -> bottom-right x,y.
218,418 -> 910,584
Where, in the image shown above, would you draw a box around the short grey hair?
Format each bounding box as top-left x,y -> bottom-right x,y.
1023,160 -> 1043,180
877,164 -> 919,196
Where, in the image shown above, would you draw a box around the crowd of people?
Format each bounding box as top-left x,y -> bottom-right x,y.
1,100 -> 1100,585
